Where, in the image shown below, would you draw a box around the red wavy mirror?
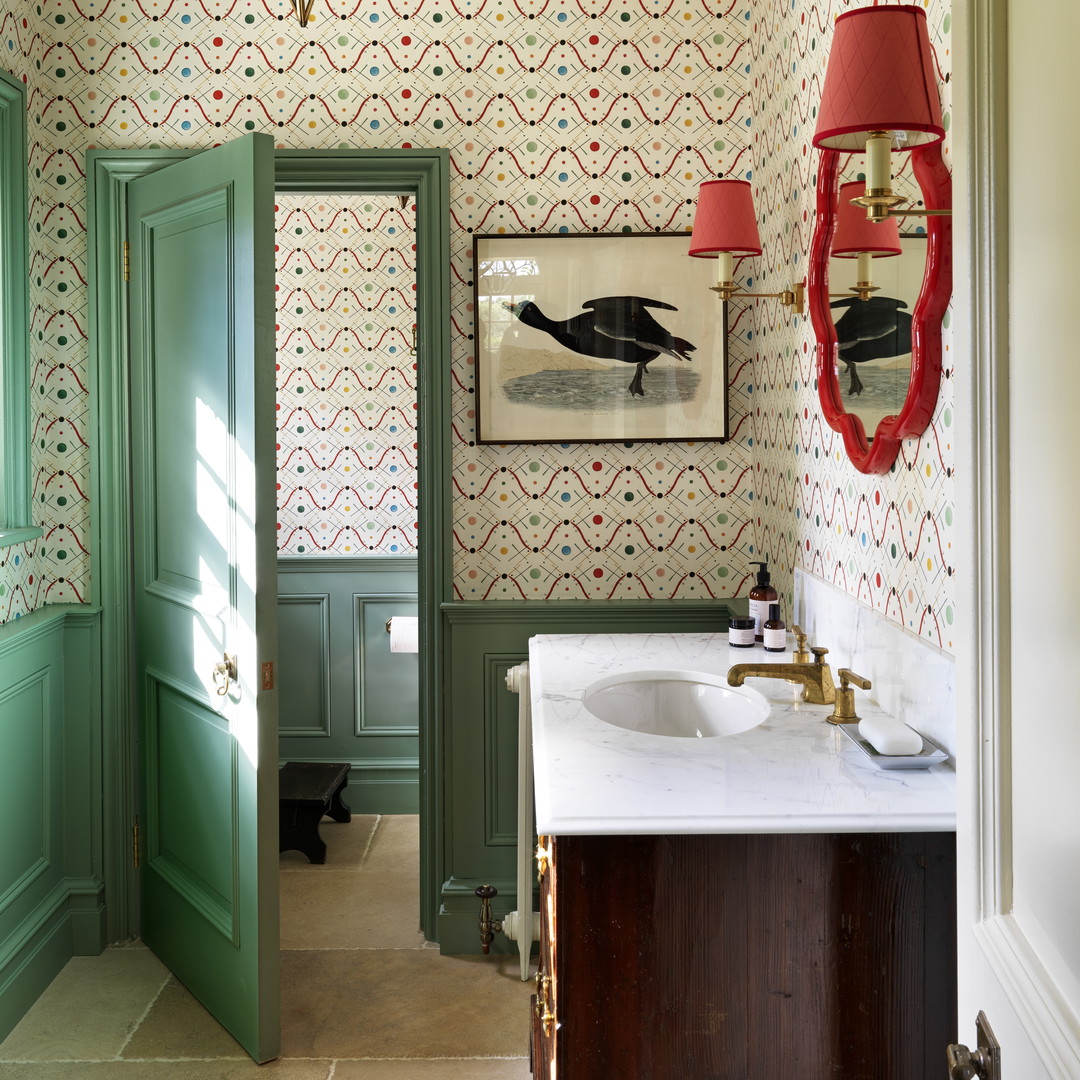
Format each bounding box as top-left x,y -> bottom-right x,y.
807,143 -> 952,474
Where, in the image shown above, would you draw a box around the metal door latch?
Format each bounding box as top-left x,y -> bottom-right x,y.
947,1011 -> 1000,1079
212,653 -> 237,696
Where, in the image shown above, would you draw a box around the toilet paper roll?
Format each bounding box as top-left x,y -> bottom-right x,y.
388,616 -> 419,654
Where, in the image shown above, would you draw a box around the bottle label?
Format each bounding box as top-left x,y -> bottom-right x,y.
728,626 -> 755,647
763,626 -> 786,651
748,598 -> 773,635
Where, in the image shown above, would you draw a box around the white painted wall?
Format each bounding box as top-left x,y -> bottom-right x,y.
955,0 -> 1080,1071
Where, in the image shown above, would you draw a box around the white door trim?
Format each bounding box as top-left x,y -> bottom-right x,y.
955,1 -> 1080,1070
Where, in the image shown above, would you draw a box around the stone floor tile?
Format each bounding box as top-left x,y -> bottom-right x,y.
334,1058 -> 531,1079
280,949 -> 532,1059
0,1061 -> 331,1079
361,816 -> 420,875
280,866 -> 426,951
0,947 -> 169,1061
120,980 -> 247,1060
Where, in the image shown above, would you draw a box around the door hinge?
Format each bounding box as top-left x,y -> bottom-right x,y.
123,240 -> 130,282
261,661 -> 275,691
132,817 -> 141,868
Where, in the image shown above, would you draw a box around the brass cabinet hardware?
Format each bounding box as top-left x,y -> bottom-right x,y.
826,668 -> 873,725
212,653 -> 237,697
947,1011 -> 1000,1079
535,972 -> 555,1036
535,835 -> 551,879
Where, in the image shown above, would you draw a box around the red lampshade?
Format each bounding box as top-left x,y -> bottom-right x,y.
831,182 -> 903,257
688,179 -> 762,257
813,4 -> 944,152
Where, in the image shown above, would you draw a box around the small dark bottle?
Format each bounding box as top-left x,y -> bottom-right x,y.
749,561 -> 778,642
763,604 -> 787,653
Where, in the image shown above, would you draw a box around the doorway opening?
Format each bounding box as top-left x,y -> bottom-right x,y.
274,191 -> 422,816
88,146 -> 451,965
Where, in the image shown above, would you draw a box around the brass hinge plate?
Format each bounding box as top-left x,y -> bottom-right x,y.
132,818 -> 140,868
123,240 -> 130,282
261,661 -> 275,691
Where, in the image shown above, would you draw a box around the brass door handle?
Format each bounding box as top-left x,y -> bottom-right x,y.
212,653 -> 237,696
946,1043 -> 987,1079
947,1012 -> 1000,1080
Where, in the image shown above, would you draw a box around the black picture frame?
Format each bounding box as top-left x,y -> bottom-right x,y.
473,232 -> 729,444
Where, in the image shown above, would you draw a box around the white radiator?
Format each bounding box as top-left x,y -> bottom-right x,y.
503,661 -> 540,981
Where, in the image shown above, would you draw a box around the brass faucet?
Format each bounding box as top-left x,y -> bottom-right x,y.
727,644 -> 837,705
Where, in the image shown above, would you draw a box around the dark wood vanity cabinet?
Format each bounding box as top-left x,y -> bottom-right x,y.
531,831 -> 956,1080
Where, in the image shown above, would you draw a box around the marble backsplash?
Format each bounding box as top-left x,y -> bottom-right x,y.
792,569 -> 956,759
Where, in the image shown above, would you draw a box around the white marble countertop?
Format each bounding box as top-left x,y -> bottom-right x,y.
529,632 -> 955,836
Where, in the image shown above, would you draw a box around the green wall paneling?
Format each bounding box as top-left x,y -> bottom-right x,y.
436,600 -> 740,955
278,557 -> 419,813
0,606 -> 105,1044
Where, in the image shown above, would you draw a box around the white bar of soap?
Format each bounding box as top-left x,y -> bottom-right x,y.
857,715 -> 923,756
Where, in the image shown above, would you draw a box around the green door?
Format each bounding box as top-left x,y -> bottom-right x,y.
126,133 -> 280,1062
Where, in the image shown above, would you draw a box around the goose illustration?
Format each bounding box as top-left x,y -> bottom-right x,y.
829,295 -> 913,396
503,295 -> 696,397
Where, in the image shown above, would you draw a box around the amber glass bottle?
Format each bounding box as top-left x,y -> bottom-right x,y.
748,561 -> 778,642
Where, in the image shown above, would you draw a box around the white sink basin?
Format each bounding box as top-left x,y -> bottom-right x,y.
583,669 -> 770,739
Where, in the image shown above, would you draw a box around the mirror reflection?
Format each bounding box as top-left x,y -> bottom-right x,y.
827,225 -> 925,440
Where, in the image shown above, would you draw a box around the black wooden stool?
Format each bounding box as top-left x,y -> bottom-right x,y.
278,761 -> 352,864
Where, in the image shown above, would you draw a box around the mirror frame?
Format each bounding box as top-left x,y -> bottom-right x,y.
807,143 -> 952,474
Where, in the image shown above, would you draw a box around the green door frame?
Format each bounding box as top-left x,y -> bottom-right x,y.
87,148 -> 451,943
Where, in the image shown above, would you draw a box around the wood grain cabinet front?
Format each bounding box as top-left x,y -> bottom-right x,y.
531,831 -> 956,1080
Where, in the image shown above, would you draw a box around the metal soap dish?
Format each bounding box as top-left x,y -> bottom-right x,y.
837,723 -> 948,770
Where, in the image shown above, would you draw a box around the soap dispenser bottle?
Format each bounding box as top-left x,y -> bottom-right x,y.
748,561 -> 778,642
762,604 -> 786,652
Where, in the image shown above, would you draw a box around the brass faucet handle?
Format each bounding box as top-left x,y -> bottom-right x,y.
810,645 -> 829,665
791,625 -> 810,663
826,669 -> 872,725
837,668 -> 871,692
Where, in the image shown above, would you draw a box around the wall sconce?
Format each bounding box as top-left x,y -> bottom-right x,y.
813,4 -> 951,224
831,181 -> 902,300
688,179 -> 804,316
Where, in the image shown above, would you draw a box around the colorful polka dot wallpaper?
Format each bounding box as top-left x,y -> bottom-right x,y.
0,0 -> 954,651
275,194 -> 418,555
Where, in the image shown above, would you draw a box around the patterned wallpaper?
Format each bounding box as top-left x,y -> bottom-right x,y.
748,0 -> 955,650
275,194 -> 418,556
0,0 -> 954,645
0,0 -> 761,623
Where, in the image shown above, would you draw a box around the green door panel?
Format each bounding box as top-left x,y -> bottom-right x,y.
127,133 -> 280,1064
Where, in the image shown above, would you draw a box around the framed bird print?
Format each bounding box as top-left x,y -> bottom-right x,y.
473,233 -> 729,443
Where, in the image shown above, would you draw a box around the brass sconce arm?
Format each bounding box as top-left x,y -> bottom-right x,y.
710,281 -> 805,315
852,194 -> 953,225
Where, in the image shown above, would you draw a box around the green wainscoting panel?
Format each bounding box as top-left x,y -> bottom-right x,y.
0,606 -> 105,1044
436,600 -> 741,955
278,558 -> 418,813
277,593 -> 331,738
357,596 -> 420,736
